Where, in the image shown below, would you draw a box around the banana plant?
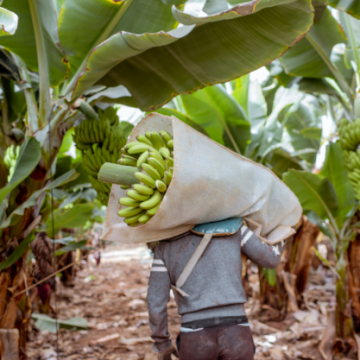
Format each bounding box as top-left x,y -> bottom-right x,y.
276,1 -> 360,346
279,2 -> 360,119
0,0 -> 315,352
284,142 -> 359,348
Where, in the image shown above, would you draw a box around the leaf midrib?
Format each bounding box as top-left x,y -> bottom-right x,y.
203,90 -> 241,154
293,171 -> 337,228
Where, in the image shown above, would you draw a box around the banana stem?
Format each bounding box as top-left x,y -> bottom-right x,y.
98,163 -> 140,186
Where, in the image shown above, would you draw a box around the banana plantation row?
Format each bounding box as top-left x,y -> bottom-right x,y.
0,0 -> 359,358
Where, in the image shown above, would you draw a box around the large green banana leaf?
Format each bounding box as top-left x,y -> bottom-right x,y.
319,142 -> 355,228
279,100 -> 322,164
0,0 -> 68,86
179,84 -> 251,154
232,76 -> 267,132
280,7 -> 346,79
58,0 -> 179,80
71,0 -> 314,110
0,5 -> 18,36
283,169 -> 338,220
0,0 -> 314,112
267,148 -> 302,177
254,87 -> 300,159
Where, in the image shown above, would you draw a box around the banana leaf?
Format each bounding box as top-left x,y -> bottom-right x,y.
32,314 -> 87,333
280,7 -> 346,79
0,5 -> 18,36
0,169 -> 79,229
0,0 -> 314,112
327,0 -> 360,19
0,137 -> 41,204
319,142 -> 356,228
0,0 -> 68,86
44,203 -> 94,235
0,233 -> 33,271
70,0 -> 314,110
279,101 -> 322,164
283,169 -> 338,220
179,84 -> 251,154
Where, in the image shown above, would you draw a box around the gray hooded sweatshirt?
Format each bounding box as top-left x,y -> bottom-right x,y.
147,225 -> 285,350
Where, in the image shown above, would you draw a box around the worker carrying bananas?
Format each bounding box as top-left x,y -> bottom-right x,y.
147,217 -> 286,360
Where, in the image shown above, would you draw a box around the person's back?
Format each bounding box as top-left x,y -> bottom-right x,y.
147,224 -> 286,360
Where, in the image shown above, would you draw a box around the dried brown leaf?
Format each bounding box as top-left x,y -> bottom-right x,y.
282,271 -> 299,313
0,272 -> 10,317
90,333 -> 121,345
119,336 -> 153,346
0,297 -> 18,329
0,329 -> 19,360
318,309 -> 335,360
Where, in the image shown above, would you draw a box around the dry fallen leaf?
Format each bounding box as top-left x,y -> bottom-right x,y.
268,347 -> 284,360
119,336 -> 153,346
318,309 -> 335,360
129,299 -> 146,309
90,333 -> 121,345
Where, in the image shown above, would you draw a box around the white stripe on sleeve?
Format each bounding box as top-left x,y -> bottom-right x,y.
272,245 -> 280,256
241,226 -> 247,235
151,267 -> 168,272
241,230 -> 253,247
152,259 -> 164,265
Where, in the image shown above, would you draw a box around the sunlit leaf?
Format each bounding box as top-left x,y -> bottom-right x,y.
0,6 -> 18,36
0,0 -> 68,86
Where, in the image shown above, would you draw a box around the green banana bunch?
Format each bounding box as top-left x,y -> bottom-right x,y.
339,119 -> 360,151
73,107 -> 127,205
117,130 -> 174,226
340,119 -> 360,200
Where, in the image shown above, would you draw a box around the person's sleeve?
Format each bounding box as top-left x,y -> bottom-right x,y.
146,244 -> 172,352
240,224 -> 286,268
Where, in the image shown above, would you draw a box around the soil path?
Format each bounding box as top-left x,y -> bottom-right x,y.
26,243 -> 346,360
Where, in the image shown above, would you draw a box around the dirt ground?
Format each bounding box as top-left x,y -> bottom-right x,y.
26,243 -> 352,360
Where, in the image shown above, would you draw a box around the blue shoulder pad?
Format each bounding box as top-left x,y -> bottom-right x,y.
191,217 -> 245,237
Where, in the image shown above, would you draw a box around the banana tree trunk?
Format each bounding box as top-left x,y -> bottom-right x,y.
284,217 -> 320,293
259,216 -> 319,316
348,231 -> 360,333
335,255 -> 354,340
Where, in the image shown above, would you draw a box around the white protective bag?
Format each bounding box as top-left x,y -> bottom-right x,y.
102,113 -> 302,245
